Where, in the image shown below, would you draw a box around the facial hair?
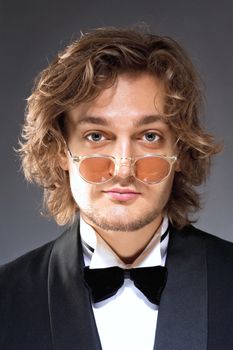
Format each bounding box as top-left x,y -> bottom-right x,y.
81,205 -> 162,232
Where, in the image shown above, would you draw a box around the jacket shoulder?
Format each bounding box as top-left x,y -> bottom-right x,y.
179,224 -> 233,247
0,225 -> 72,295
178,224 -> 233,264
0,240 -> 55,286
0,225 -> 73,280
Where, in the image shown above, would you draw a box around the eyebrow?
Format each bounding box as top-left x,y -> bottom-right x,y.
76,116 -> 109,126
75,115 -> 164,127
134,115 -> 163,127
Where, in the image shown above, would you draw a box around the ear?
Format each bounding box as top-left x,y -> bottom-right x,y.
58,153 -> 69,171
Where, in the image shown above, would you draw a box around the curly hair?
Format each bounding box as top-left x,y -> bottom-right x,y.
18,27 -> 220,228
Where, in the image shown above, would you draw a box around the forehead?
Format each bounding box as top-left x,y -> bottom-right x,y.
66,73 -> 167,130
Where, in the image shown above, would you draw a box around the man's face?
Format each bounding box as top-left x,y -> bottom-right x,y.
64,73 -> 178,233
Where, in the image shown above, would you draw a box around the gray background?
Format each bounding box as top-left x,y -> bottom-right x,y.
0,0 -> 232,265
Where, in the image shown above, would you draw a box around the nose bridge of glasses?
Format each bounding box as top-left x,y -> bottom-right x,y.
114,157 -> 134,177
119,156 -> 133,165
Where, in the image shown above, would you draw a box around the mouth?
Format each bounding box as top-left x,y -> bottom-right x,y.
103,187 -> 141,202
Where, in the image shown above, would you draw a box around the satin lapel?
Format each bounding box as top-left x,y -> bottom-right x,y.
48,218 -> 102,350
154,226 -> 208,350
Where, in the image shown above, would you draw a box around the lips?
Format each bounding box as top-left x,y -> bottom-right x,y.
103,188 -> 141,202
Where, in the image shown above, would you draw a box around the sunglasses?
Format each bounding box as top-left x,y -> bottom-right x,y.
67,148 -> 177,185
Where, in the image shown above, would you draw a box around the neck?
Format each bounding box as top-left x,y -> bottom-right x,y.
82,214 -> 163,264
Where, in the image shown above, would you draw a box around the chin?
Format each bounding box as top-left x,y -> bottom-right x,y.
81,203 -> 162,232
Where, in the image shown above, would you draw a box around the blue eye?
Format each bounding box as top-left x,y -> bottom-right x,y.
86,132 -> 105,142
143,132 -> 160,142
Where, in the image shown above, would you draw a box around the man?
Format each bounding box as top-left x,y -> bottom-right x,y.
0,27 -> 232,350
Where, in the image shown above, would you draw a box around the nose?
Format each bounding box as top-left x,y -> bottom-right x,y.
112,137 -> 134,178
115,157 -> 133,178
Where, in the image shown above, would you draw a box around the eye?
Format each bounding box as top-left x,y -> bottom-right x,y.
86,132 -> 106,143
142,132 -> 160,143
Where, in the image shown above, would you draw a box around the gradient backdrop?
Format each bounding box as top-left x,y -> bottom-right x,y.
0,0 -> 232,264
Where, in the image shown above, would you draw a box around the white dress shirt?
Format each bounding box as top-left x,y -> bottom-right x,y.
80,217 -> 169,350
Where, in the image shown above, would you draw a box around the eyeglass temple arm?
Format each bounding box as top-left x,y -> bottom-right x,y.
62,139 -> 81,162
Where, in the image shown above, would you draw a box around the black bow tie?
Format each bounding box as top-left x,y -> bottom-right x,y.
83,265 -> 168,305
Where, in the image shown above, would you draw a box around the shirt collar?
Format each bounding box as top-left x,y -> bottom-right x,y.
80,216 -> 169,269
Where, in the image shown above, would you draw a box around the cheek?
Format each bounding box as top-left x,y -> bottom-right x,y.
151,172 -> 175,204
68,161 -> 93,207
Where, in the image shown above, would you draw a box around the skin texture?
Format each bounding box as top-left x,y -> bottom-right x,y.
61,73 -> 179,263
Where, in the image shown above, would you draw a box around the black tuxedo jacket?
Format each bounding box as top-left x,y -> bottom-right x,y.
1,219 -> 233,350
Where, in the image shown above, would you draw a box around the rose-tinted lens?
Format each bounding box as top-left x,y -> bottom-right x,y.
79,157 -> 115,183
135,156 -> 170,183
